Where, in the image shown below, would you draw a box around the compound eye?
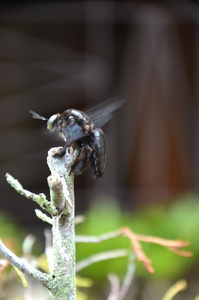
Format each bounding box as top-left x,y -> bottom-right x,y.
47,114 -> 58,131
68,115 -> 75,125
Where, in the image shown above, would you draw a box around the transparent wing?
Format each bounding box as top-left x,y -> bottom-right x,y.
85,98 -> 125,128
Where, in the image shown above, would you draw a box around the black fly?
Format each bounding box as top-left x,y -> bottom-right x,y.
30,98 -> 124,180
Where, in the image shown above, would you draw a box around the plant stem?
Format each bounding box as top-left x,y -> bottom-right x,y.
2,147 -> 78,300
46,147 -> 77,300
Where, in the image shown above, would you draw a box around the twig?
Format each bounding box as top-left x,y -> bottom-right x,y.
162,279 -> 187,300
75,231 -> 121,243
0,240 -> 49,287
118,253 -> 136,300
120,228 -> 154,273
107,273 -> 120,300
47,174 -> 72,213
76,227 -> 192,274
135,234 -> 192,257
76,249 -> 128,273
74,215 -> 85,225
5,173 -> 56,216
35,209 -> 53,225
107,253 -> 136,300
2,146 -> 79,299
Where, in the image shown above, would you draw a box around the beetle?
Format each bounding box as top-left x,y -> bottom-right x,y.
30,98 -> 124,180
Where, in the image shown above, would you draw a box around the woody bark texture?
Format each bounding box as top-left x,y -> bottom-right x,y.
46,147 -> 78,300
0,147 -> 79,300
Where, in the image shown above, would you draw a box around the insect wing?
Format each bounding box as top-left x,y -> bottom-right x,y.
85,98 -> 125,128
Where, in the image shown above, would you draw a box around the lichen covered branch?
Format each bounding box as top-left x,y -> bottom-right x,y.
46,148 -> 77,299
3,147 -> 79,299
35,209 -> 53,225
0,240 -> 49,287
5,173 -> 56,215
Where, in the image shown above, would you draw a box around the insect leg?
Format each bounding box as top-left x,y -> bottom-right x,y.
70,145 -> 92,175
53,144 -> 67,157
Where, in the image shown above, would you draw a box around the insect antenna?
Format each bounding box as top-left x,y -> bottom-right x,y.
29,110 -> 47,121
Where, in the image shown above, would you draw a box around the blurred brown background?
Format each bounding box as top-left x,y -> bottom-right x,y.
0,0 -> 198,226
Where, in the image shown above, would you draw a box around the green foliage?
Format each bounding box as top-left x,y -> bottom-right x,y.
0,212 -> 25,256
76,193 -> 197,281
76,197 -> 129,279
76,276 -> 93,300
0,213 -> 23,239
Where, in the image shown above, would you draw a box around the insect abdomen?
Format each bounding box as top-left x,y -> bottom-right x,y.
90,129 -> 106,180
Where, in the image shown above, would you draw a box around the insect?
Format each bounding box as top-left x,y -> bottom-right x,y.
30,98 -> 124,180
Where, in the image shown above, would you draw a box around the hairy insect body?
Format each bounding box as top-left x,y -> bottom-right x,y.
30,98 -> 124,180
50,109 -> 106,180
53,109 -> 94,145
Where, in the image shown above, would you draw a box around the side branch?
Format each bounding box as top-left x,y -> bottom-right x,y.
35,209 -> 53,225
0,239 -> 49,287
76,249 -> 128,272
48,175 -> 66,211
76,227 -> 192,274
5,173 -> 56,215
75,231 -> 120,243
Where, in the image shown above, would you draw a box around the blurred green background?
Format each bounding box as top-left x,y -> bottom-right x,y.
1,193 -> 198,299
